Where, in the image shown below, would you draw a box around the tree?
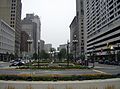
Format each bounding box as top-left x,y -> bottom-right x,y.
58,48 -> 67,61
80,53 -> 85,61
32,52 -> 38,60
40,50 -> 49,59
50,48 -> 56,53
9,53 -> 15,61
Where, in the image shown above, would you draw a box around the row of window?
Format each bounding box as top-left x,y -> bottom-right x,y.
86,0 -> 120,38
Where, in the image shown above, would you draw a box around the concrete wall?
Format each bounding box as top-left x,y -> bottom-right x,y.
0,78 -> 120,89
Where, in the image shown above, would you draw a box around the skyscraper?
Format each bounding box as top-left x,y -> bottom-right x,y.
70,0 -> 86,59
0,0 -> 22,55
84,0 -> 120,60
21,14 -> 41,54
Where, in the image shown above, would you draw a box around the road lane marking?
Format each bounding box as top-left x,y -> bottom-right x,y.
92,69 -> 110,74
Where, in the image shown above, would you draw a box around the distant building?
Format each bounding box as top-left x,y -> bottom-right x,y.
69,16 -> 79,57
0,0 -> 22,55
58,44 -> 67,51
44,44 -> 52,53
40,40 -> 45,52
0,20 -> 15,61
20,31 -> 29,57
21,14 -> 41,54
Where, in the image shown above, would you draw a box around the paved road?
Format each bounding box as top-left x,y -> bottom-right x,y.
0,61 -> 10,68
89,62 -> 120,75
0,69 -> 99,75
0,62 -> 120,75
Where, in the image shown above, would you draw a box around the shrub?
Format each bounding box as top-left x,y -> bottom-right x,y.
0,74 -> 119,81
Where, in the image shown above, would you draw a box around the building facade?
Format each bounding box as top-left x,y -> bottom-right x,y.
44,44 -> 52,53
69,16 -> 79,58
20,31 -> 29,52
84,0 -> 120,60
0,20 -> 15,61
21,14 -> 41,54
0,0 -> 22,55
70,0 -> 86,59
40,40 -> 45,52
58,44 -> 67,51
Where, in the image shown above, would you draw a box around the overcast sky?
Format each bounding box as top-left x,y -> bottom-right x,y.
21,0 -> 76,48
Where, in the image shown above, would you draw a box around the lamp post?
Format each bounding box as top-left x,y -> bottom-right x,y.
67,40 -> 70,66
27,39 -> 33,69
110,45 -> 115,61
72,35 -> 78,62
92,46 -> 95,68
117,44 -> 120,62
38,40 -> 40,68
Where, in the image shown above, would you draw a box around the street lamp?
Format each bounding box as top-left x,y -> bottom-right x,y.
110,45 -> 116,61
38,40 -> 40,68
72,35 -> 78,62
92,46 -> 95,68
67,40 -> 70,66
117,43 -> 120,61
27,39 -> 33,69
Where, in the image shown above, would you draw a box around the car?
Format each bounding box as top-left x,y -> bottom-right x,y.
104,60 -> 110,64
98,60 -> 104,64
9,61 -> 25,67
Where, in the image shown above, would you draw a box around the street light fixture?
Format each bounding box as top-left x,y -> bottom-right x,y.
67,40 -> 70,66
38,40 -> 40,68
72,35 -> 78,62
117,43 -> 120,61
92,46 -> 95,68
27,39 -> 33,69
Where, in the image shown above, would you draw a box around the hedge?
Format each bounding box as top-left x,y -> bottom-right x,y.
0,74 -> 120,81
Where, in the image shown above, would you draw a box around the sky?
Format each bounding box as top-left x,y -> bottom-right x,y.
21,0 -> 76,48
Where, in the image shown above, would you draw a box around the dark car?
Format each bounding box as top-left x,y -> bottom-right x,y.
98,60 -> 104,64
104,60 -> 110,64
9,61 -> 25,67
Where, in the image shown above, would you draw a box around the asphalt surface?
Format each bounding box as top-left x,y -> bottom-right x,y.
0,62 -> 120,75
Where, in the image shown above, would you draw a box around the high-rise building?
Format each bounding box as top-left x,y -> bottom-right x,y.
44,44 -> 52,53
0,0 -> 22,55
0,20 -> 15,61
70,0 -> 86,59
21,14 -> 41,54
58,44 -> 67,51
84,0 -> 120,60
69,16 -> 79,57
40,40 -> 45,52
20,31 -> 29,53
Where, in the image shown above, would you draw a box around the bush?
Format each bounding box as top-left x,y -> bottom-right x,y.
0,74 -> 119,81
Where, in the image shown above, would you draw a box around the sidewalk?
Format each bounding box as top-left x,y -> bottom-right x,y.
0,78 -> 120,89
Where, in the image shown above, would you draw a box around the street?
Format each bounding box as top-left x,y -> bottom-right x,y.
0,61 -> 120,75
89,62 -> 120,75
0,61 -> 10,68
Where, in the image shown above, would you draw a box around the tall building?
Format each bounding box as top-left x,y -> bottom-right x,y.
0,0 -> 22,55
69,16 -> 79,57
20,31 -> 29,52
21,14 -> 41,54
0,20 -> 15,61
84,0 -> 120,60
40,40 -> 45,52
58,44 -> 67,51
70,0 -> 86,59
44,44 -> 52,53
